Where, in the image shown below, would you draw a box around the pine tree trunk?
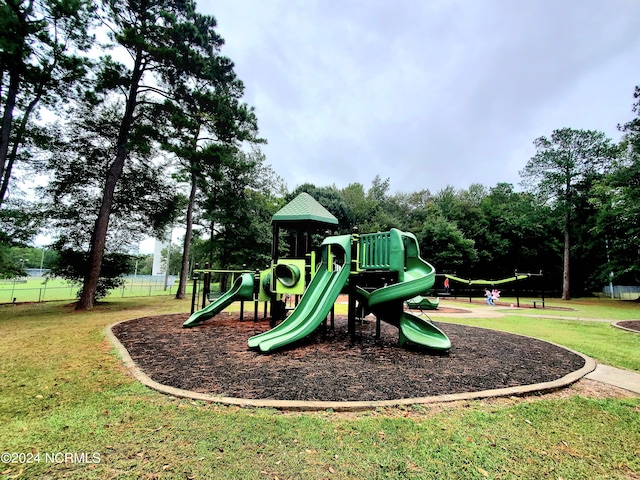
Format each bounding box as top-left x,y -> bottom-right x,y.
0,87 -> 43,205
176,175 -> 197,299
76,162 -> 123,309
0,72 -> 19,207
76,50 -> 143,309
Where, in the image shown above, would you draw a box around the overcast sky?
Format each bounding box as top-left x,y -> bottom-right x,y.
197,0 -> 640,195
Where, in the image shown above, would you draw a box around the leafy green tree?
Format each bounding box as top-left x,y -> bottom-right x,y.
341,182 -> 376,231
591,86 -> 640,287
612,87 -> 640,284
202,151 -> 283,271
41,101 -> 182,255
76,0 -> 235,309
520,128 -> 619,299
426,185 -> 492,277
49,248 -> 132,301
363,175 -> 395,231
458,183 -> 489,207
372,190 -> 416,233
368,175 -> 391,204
0,0 -> 95,208
133,253 -> 153,276
159,241 -> 182,276
415,204 -> 477,273
6,245 -> 57,269
156,39 -> 264,298
0,197 -> 41,245
340,179 -> 408,233
0,244 -> 27,278
479,183 -> 561,281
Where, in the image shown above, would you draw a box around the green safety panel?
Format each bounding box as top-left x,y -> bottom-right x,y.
274,259 -> 306,295
359,231 -> 391,269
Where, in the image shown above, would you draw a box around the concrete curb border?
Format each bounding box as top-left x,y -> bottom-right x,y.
611,320 -> 640,334
105,319 -> 596,412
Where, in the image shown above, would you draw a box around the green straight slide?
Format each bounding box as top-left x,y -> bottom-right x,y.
183,273 -> 255,328
248,235 -> 352,353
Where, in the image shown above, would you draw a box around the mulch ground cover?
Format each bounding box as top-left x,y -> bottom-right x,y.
111,311 -> 586,403
616,320 -> 640,332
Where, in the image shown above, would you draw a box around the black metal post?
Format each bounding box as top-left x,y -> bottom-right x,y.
254,269 -> 260,322
330,305 -> 335,330
202,262 -> 211,309
348,275 -> 357,342
190,267 -> 199,314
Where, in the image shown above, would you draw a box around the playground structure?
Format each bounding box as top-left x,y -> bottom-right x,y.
183,193 -> 449,353
441,272 -> 545,307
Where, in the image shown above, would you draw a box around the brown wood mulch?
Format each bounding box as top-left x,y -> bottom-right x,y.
111,311 -> 586,403
616,320 -> 640,332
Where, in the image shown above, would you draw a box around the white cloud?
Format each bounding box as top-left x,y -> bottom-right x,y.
202,0 -> 640,193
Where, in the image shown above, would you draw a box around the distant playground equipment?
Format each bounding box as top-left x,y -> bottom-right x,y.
443,271 -> 545,307
188,266 -> 261,320
405,295 -> 440,312
184,193 -> 450,353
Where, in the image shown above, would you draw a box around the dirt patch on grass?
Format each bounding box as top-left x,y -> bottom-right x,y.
111,313 -> 587,403
615,320 -> 640,333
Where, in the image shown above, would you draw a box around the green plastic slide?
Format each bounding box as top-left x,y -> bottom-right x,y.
398,312 -> 451,350
357,288 -> 450,352
248,235 -> 352,352
183,272 -> 255,328
365,230 -> 450,351
406,295 -> 440,310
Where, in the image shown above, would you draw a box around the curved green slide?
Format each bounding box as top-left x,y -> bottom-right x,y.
364,230 -> 451,351
406,295 -> 440,310
398,311 -> 451,350
248,235 -> 352,353
183,273 -> 255,328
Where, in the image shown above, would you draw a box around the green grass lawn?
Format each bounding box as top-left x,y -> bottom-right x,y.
445,295 -> 640,320
1,297 -> 639,479
436,298 -> 640,372
0,277 -> 189,303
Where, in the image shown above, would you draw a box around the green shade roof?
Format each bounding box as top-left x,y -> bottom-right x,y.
272,192 -> 338,225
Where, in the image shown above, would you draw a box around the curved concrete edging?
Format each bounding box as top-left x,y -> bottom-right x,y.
611,320 -> 640,334
105,319 -> 596,412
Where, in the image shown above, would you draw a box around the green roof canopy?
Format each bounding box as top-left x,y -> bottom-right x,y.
272,192 -> 338,225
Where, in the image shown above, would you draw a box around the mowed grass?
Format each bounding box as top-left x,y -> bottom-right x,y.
1,297 -> 639,479
437,298 -> 640,371
0,277 -> 188,303
445,295 -> 640,320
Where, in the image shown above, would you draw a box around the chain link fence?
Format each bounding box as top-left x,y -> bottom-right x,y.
602,285 -> 640,300
0,275 -> 191,304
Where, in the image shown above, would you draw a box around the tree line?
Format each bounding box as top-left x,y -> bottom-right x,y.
1,0 -> 639,304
